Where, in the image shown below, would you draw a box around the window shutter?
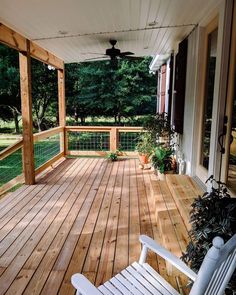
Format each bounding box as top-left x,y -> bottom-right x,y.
173,38 -> 188,134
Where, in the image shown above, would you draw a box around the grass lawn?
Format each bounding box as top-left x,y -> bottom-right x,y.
0,140 -> 60,187
0,118 -> 142,188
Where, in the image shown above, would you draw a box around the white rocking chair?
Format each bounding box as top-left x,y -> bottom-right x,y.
71,234 -> 236,295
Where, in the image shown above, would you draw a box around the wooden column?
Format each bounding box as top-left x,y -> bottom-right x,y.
58,67 -> 66,154
110,127 -> 119,152
19,40 -> 35,185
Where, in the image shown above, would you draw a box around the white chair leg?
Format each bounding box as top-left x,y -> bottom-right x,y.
139,244 -> 148,264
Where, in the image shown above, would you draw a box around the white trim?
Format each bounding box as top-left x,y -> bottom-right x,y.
165,59 -> 171,113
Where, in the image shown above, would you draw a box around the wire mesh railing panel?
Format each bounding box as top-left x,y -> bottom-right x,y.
34,134 -> 60,169
0,148 -> 23,187
68,131 -> 110,151
119,132 -> 141,151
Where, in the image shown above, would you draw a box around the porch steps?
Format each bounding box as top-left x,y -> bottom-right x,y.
149,174 -> 203,273
150,178 -> 189,276
165,175 -> 203,231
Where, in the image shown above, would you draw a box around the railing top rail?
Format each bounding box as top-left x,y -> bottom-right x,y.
33,126 -> 63,142
0,139 -> 23,161
65,126 -> 143,132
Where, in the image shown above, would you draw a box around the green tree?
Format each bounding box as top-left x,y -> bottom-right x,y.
0,44 -> 21,133
31,59 -> 58,131
65,57 -> 156,124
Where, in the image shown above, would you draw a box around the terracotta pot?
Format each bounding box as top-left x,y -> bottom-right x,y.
139,154 -> 149,164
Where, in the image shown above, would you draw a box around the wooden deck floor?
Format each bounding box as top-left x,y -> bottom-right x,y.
0,158 -> 189,295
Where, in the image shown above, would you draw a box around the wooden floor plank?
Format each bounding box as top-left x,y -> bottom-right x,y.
0,158 -> 85,263
22,159 -> 106,295
0,158 -> 195,295
0,158 -> 94,294
79,161 -> 118,283
128,159 -> 141,265
142,169 -> 177,288
135,161 -> 158,271
113,159 -> 130,275
41,159 -> 111,294
4,158 -> 98,295
95,159 -> 125,286
0,158 -> 77,224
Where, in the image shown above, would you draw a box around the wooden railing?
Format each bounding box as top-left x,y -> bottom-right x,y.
0,139 -> 24,195
0,126 -> 64,195
0,126 -> 143,194
33,126 -> 64,176
65,126 -> 143,156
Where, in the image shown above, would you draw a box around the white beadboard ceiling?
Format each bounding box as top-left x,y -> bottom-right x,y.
0,0 -> 221,63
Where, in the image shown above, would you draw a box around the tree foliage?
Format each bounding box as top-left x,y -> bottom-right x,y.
65,57 -> 156,124
31,59 -> 58,131
0,43 -> 157,133
0,44 -> 21,133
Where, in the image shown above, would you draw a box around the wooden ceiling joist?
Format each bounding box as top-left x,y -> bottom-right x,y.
0,23 -> 64,69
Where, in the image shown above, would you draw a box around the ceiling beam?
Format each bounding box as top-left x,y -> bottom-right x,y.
0,23 -> 64,69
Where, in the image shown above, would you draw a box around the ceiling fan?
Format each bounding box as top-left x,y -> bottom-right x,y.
84,39 -> 136,61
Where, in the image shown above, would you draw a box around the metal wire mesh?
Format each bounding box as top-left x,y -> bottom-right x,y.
68,131 -> 110,151
0,148 -> 23,187
34,134 -> 60,169
119,132 -> 141,151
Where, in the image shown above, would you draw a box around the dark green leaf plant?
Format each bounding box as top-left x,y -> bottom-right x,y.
151,146 -> 173,174
182,176 -> 236,294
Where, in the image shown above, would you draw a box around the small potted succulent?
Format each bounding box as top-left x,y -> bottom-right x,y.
151,146 -> 174,180
136,132 -> 155,167
106,151 -> 118,161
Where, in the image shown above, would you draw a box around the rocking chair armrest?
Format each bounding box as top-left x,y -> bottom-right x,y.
71,274 -> 102,295
139,235 -> 197,281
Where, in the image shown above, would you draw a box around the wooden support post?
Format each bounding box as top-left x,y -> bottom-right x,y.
110,127 -> 119,152
58,67 -> 66,154
19,40 -> 35,185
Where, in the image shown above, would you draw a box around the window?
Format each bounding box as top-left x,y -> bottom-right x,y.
200,28 -> 218,169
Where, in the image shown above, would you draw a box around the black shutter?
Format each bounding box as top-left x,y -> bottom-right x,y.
173,38 -> 188,134
167,54 -> 174,120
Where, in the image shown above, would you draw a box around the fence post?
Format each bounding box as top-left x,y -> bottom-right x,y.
58,66 -> 66,155
64,129 -> 68,155
110,127 -> 119,152
19,40 -> 35,185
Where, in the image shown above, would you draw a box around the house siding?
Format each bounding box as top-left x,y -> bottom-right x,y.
181,27 -> 199,176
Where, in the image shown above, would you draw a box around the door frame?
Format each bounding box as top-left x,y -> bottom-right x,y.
222,0 -> 236,194
195,17 -> 219,182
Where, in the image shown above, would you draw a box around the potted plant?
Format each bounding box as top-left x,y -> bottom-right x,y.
143,113 -> 175,146
106,151 -> 118,161
182,176 -> 236,294
151,146 -> 174,180
136,132 -> 155,167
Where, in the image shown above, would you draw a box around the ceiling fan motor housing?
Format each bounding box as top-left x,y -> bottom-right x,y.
106,47 -> 120,58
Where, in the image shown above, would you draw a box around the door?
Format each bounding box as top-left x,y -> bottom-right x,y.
196,18 -> 218,181
222,1 -> 236,195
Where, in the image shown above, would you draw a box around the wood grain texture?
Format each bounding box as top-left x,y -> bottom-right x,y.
0,158 -> 194,295
19,40 -> 35,185
0,23 -> 63,69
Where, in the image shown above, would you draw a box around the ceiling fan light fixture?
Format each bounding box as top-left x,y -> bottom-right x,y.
58,30 -> 68,35
148,21 -> 158,27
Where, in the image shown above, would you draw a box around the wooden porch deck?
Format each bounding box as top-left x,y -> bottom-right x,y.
0,158 -> 200,295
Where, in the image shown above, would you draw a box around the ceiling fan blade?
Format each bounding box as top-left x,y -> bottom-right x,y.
119,51 -> 134,56
84,56 -> 109,61
122,55 -> 141,60
81,52 -> 107,56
